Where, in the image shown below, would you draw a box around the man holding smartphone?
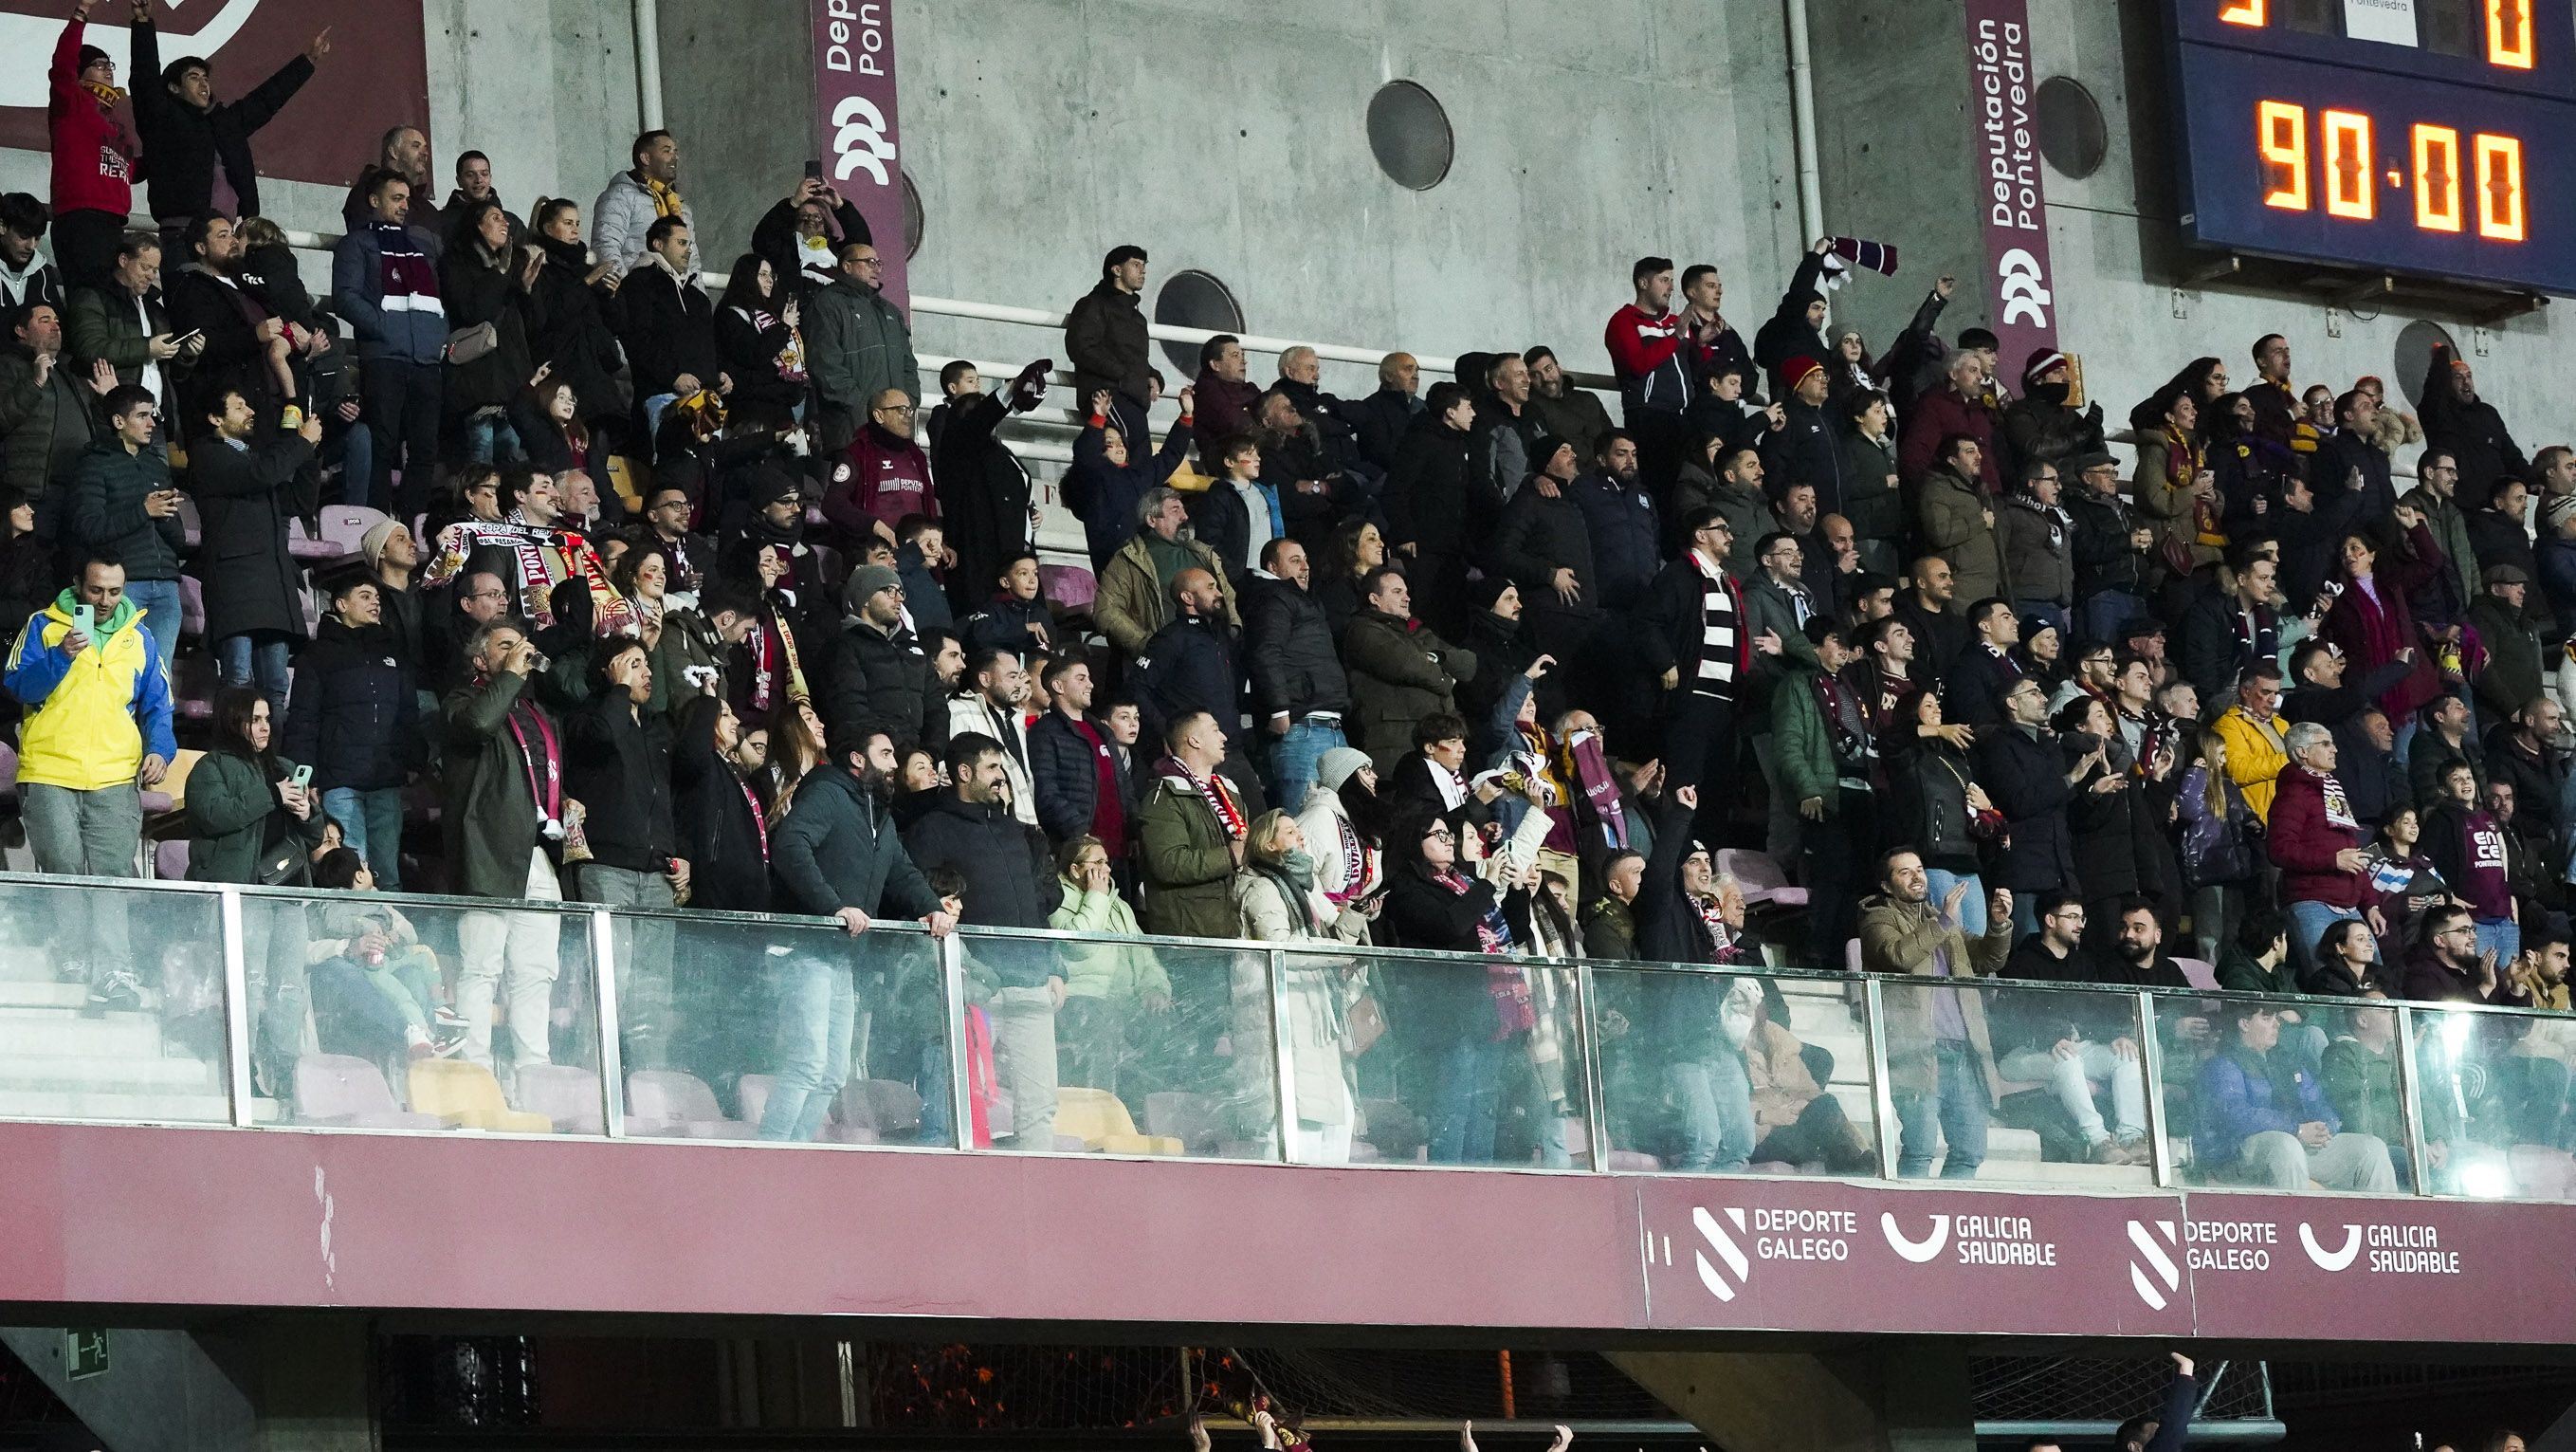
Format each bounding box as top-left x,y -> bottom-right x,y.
2,549 -> 176,1014
67,383 -> 188,670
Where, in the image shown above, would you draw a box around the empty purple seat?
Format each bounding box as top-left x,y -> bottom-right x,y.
177,574 -> 206,638
293,1053 -> 446,1130
825,1077 -> 923,1144
1041,563 -> 1097,615
286,514 -> 338,561
624,1069 -> 751,1138
317,505 -> 391,556
517,1063 -> 605,1134
1719,848 -> 1808,909
0,740 -> 19,807
152,838 -> 189,880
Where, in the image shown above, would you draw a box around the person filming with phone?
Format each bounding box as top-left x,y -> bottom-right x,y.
1,548 -> 176,1014
66,383 -> 188,670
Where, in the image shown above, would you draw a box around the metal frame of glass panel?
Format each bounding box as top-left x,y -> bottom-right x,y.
2,870 -> 2566,1200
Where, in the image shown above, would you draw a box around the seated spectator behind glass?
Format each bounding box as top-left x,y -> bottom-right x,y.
1995,892 -> 2151,1167
2193,1001 -> 2397,1191
304,846 -> 457,1066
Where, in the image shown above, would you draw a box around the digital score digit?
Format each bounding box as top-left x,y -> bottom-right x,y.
2164,0 -> 2576,294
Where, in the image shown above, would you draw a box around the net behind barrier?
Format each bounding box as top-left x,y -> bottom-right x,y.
1968,1358 -> 2274,1424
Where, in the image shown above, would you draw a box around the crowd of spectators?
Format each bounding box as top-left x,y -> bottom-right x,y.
5,0 -> 2576,1180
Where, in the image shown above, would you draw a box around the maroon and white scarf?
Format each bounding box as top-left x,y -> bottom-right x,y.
493,681 -> 562,829
1158,755 -> 1247,840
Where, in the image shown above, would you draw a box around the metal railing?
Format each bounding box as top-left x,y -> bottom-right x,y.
0,869 -> 2560,1207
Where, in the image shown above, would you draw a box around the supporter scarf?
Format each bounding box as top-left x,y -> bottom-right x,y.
2163,423 -> 2224,547
1565,729 -> 1629,850
2322,773 -> 2359,833
1829,236 -> 1901,276
1694,893 -> 1747,965
495,684 -> 563,828
1157,754 -> 1247,840
1323,809 -> 1379,908
82,80 -> 127,109
642,173 -> 685,219
738,767 -> 770,863
1430,867 -> 1533,1037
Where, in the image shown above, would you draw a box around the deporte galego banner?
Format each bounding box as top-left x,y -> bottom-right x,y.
0,0 -> 429,187
811,0 -> 907,311
1964,0 -> 2060,375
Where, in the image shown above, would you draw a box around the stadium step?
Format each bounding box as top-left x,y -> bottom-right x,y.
0,1009 -> 166,1058
0,981 -> 163,1012
0,1052 -> 224,1096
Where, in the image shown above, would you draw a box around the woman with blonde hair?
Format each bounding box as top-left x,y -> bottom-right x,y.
2175,727 -> 2259,963
1231,808 -> 1370,1163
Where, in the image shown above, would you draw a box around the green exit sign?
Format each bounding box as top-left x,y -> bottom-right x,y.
64,1330 -> 108,1381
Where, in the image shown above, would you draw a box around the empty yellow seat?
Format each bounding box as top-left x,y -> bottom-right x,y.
1054,1086 -> 1183,1155
408,1060 -> 554,1133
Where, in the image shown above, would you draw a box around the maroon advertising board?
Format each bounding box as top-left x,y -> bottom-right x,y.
811,0 -> 906,309
0,0 -> 430,191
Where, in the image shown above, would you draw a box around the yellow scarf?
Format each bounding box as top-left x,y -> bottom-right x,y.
643,175 -> 685,218
82,80 -> 126,109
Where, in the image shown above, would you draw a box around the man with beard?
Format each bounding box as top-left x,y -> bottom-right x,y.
1859,846 -> 2015,1177
826,385 -> 934,550
421,468 -> 628,635
1995,893 -> 2153,1165
823,563 -> 941,755
945,646 -> 1038,827
1136,567 -> 1265,815
904,731 -> 1066,1147
1524,345 -> 1615,464
761,726 -> 956,1141
1567,430 -> 1660,614
1030,653 -> 1133,853
1891,555 -> 1969,677
340,124 -> 443,244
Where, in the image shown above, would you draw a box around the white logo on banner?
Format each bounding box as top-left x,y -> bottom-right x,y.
1692,1206 -> 1751,1303
831,95 -> 897,186
2127,1219 -> 2183,1310
1880,1212 -> 1951,1263
0,0 -> 263,109
2299,1222 -> 2365,1272
2342,0 -> 2421,46
1998,248 -> 2054,327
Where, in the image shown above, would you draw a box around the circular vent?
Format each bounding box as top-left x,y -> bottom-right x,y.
2394,320 -> 2458,411
1366,80 -> 1454,191
2034,77 -> 2108,179
901,170 -> 923,261
1153,270 -> 1247,377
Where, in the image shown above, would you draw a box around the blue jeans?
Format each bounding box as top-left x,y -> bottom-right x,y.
1670,1053 -> 1757,1172
1894,1040 -> 1989,1177
2081,589 -> 2148,644
124,577 -> 181,673
2288,899 -> 2366,972
1267,718 -> 1348,814
758,951 -> 854,1142
2476,916 -> 2522,968
1428,1034 -> 1506,1164
1926,869 -> 1986,940
216,634 -> 292,715
461,412 -> 524,466
321,785 -> 406,890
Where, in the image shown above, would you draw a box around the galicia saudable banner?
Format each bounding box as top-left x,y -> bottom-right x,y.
1964,0 -> 2059,375
811,0 -> 906,311
0,0 -> 429,187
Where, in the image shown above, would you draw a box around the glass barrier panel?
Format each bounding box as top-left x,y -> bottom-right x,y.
2151,993 -> 2403,1193
0,877 -> 228,1124
2407,1003 -> 2576,1200
630,910 -> 945,1147
965,928 -> 1275,1159
1872,976 -> 2156,1185
1329,946 -> 1588,1169
240,890 -> 602,1134
1584,965 -> 1876,1175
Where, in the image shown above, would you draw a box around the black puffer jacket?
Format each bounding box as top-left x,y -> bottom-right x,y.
128,18 -> 313,223
1064,281 -> 1153,411
819,617 -> 941,753
283,616 -> 419,792
526,233 -> 626,422
773,760 -> 941,922
902,792 -> 1063,978
440,242 -> 539,420
1240,572 -> 1349,723
1028,708 -> 1130,845
1384,414 -> 1477,559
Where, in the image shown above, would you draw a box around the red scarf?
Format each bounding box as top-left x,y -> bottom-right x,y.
1159,755 -> 1246,839
492,681 -> 562,826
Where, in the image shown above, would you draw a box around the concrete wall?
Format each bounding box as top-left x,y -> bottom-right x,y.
844,0 -> 1810,399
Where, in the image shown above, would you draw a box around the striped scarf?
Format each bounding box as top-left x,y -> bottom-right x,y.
1688,550 -> 1747,701
643,175 -> 685,218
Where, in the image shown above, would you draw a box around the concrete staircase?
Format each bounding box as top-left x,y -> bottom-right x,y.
1772,978 -> 2149,1188
0,941 -> 241,1124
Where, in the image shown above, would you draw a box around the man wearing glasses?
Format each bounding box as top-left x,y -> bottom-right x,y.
2212,662 -> 2292,822
823,387 -> 932,552
1637,506 -> 1778,840
808,240 -> 918,452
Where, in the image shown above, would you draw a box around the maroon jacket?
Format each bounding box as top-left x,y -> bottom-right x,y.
1898,383 -> 2002,490
2267,762 -> 2366,909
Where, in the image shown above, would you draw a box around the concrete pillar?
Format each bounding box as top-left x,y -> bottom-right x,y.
1609,1344 -> 1977,1452
0,1318 -> 376,1452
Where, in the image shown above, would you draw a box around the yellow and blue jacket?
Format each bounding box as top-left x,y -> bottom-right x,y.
4,592 -> 176,790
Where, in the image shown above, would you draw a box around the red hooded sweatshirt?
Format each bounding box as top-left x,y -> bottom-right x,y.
48,16 -> 136,218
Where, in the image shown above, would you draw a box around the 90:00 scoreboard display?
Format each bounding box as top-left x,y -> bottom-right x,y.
2164,0 -> 2576,295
